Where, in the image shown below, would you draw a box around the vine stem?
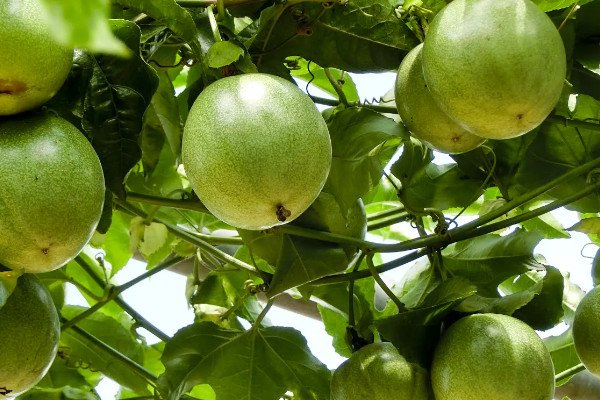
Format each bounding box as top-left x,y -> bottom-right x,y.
310,95 -> 398,114
366,254 -> 407,312
115,199 -> 260,277
374,158 -> 600,253
367,206 -> 406,222
555,363 -> 586,382
126,191 -> 378,249
253,299 -> 274,329
367,212 -> 411,231
73,256 -> 171,342
312,179 -> 600,285
310,96 -> 600,132
63,320 -> 158,385
347,252 -> 365,327
63,256 -> 188,332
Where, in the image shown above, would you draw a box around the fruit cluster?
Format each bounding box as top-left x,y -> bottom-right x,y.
395,0 -> 566,154
0,0 -> 105,397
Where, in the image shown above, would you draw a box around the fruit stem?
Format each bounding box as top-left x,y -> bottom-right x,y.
253,299 -> 274,329
366,254 -> 407,312
324,68 -> 349,106
348,252 -> 366,327
555,363 -> 586,383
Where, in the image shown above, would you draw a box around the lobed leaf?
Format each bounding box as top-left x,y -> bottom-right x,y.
158,322 -> 331,400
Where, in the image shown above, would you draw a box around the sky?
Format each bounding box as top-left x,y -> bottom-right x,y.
66,72 -> 596,399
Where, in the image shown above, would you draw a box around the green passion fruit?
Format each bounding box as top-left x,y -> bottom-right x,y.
0,273 -> 60,398
0,0 -> 73,115
422,0 -> 566,139
431,313 -> 555,400
182,73 -> 332,230
331,342 -> 430,400
573,286 -> 600,376
395,43 -> 485,154
0,114 -> 105,273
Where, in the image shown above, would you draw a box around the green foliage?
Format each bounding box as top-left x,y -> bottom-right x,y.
158,322 -> 330,400
5,0 -> 600,398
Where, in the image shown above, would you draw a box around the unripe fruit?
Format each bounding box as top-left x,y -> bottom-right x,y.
182,73 -> 332,230
431,313 -> 555,400
0,114 -> 105,273
0,0 -> 73,115
422,0 -> 566,139
0,273 -> 60,398
573,286 -> 600,376
395,43 -> 485,154
331,342 -> 430,400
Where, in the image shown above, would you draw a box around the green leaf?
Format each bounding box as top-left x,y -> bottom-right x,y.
60,306 -> 150,395
512,265 -> 565,330
324,108 -> 406,213
41,0 -> 128,55
16,386 -> 99,400
291,59 -> 360,103
239,231 -> 348,297
442,229 -> 545,297
311,279 -> 376,357
36,358 -> 91,390
158,322 -> 330,400
521,211 -> 570,239
48,20 -> 160,197
206,41 -> 245,68
568,217 -> 600,234
514,94 -> 600,212
400,162 -> 485,210
140,222 -> 169,258
249,0 -> 419,72
113,0 -> 201,54
545,329 -> 581,386
531,0 -> 592,11
101,210 -> 134,276
374,297 -> 468,366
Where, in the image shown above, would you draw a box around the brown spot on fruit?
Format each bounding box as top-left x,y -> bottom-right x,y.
517,113 -> 524,120
41,248 -> 50,255
0,79 -> 27,95
451,136 -> 460,143
276,205 -> 292,222
0,387 -> 13,396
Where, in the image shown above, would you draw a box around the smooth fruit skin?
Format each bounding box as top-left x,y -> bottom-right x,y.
0,273 -> 60,398
431,313 -> 555,400
422,0 -> 566,139
395,44 -> 485,154
0,0 -> 73,115
331,342 -> 430,400
182,73 -> 332,230
0,114 -> 105,273
573,286 -> 600,376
